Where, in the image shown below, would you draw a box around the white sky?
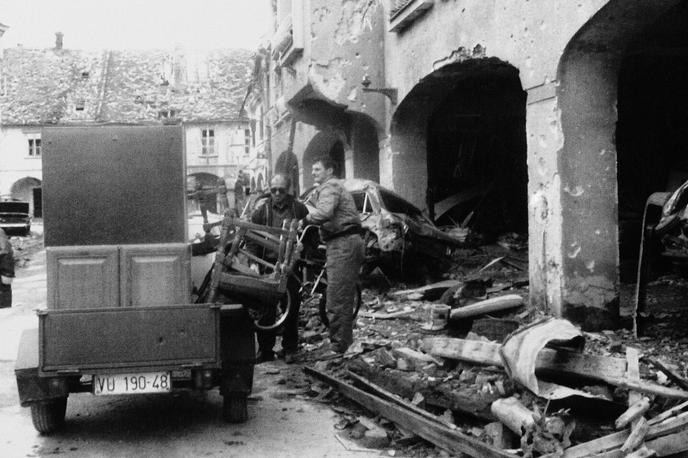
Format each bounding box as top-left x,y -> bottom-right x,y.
0,0 -> 272,50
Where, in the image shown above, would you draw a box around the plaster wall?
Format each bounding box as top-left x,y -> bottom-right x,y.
383,0 -> 612,323
272,0 -> 388,188
526,99 -> 563,316
0,126 -> 42,196
386,0 -> 608,98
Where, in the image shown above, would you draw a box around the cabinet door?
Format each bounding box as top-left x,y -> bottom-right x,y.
47,246 -> 119,310
120,244 -> 191,307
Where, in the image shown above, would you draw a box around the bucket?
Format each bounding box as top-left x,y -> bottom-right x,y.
421,304 -> 450,331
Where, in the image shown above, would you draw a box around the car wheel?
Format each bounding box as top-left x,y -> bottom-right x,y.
30,397 -> 67,434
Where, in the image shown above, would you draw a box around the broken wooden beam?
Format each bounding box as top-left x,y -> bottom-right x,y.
422,337 -> 688,400
645,357 -> 688,392
490,396 -> 538,435
389,279 -> 461,301
348,358 -> 499,421
449,294 -> 523,320
615,397 -> 651,429
620,417 -> 649,454
551,410 -> 688,457
304,366 -> 516,458
345,370 -> 456,429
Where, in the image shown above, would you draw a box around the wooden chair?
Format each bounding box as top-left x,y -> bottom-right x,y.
205,216 -> 301,329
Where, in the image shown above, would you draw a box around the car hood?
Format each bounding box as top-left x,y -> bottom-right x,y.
375,209 -> 464,246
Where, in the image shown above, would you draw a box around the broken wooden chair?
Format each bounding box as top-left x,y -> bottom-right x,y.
203,216 -> 301,330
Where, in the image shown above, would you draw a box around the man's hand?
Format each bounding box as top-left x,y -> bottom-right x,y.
249,263 -> 260,274
1,275 -> 13,285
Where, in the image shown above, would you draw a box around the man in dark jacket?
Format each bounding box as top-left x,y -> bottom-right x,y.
0,228 -> 15,308
303,156 -> 364,354
247,174 -> 308,363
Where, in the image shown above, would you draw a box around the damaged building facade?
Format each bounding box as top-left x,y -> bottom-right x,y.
252,0 -> 688,330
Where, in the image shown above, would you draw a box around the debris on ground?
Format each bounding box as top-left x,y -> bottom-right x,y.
293,237 -> 688,457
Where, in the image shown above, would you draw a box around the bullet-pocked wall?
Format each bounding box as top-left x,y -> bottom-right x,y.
270,0 -> 387,193
383,0 -> 623,325
557,0 -> 683,329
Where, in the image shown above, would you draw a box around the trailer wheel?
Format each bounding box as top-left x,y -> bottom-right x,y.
223,393 -> 248,423
30,397 -> 67,434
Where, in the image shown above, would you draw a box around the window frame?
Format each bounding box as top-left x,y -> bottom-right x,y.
26,133 -> 42,158
200,128 -> 216,157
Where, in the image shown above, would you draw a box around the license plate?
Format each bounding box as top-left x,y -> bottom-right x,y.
93,372 -> 171,395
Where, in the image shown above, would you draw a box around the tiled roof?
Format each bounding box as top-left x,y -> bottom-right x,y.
0,47 -> 253,125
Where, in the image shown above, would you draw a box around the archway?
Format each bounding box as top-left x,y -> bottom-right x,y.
302,132 -> 345,189
391,58 -> 527,234
10,177 -> 42,217
557,0 -> 682,328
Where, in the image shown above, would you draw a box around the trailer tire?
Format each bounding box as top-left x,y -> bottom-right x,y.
223,393 -> 248,423
30,397 -> 67,434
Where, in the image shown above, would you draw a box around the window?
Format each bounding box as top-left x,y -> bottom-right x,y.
352,192 -> 373,213
27,134 -> 41,157
201,129 -> 215,156
244,129 -> 251,155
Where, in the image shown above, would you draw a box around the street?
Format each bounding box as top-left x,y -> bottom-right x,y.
0,230 -> 378,458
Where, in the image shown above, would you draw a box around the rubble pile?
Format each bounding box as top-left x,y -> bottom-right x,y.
296,246 -> 688,457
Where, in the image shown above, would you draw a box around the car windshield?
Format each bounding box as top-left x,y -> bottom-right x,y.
379,189 -> 421,216
351,191 -> 374,213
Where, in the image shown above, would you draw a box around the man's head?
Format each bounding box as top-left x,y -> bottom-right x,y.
312,156 -> 336,185
269,174 -> 290,205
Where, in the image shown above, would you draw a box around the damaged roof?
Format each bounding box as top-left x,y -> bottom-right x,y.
0,47 -> 253,125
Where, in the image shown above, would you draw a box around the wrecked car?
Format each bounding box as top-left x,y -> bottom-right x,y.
301,179 -> 464,275
0,198 -> 31,235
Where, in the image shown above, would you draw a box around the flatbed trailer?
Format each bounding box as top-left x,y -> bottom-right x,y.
14,126 -> 262,433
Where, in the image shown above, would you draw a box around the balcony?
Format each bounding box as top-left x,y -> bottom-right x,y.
271,8 -> 304,67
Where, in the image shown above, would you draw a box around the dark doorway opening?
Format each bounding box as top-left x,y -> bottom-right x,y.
33,188 -> 43,218
616,3 -> 688,282
427,66 -> 527,241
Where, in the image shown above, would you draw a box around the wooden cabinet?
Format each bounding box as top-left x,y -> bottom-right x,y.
120,244 -> 191,307
47,244 -> 191,310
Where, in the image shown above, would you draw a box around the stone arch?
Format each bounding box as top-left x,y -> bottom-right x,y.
302,131 -> 346,189
391,58 -> 527,232
556,0 -> 684,328
10,176 -> 42,217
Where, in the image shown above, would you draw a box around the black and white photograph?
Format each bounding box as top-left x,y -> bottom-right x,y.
2,1 -> 688,456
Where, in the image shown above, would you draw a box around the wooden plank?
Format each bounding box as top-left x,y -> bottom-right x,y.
389,279 -> 461,300
646,357 -> 688,391
449,295 -> 523,320
347,358 -> 497,421
305,367 -> 516,458
556,411 -> 688,457
422,337 -> 688,399
345,370 -> 456,428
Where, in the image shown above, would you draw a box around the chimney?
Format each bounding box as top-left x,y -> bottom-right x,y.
55,32 -> 63,50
